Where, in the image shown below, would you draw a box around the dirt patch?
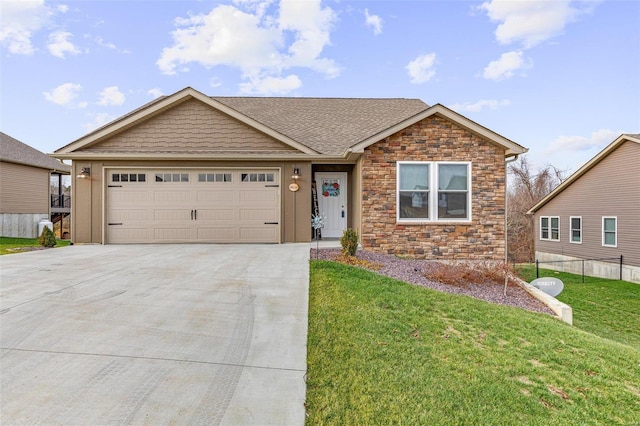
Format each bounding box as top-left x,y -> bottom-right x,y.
6,247 -> 49,253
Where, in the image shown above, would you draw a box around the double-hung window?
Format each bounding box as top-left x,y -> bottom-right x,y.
540,216 -> 560,241
397,161 -> 470,222
602,217 -> 617,247
570,216 -> 582,243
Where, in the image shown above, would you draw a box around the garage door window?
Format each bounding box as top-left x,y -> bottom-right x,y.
156,173 -> 189,182
198,173 -> 232,183
113,173 -> 146,183
242,172 -> 275,182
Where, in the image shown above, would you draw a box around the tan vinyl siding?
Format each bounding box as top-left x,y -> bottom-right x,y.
80,99 -> 297,154
535,141 -> 640,267
72,160 -> 311,244
0,161 -> 49,213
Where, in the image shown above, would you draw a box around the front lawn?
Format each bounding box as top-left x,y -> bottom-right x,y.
0,236 -> 70,255
517,265 -> 640,350
306,261 -> 640,425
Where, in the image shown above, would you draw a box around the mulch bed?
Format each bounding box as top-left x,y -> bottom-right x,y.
311,248 -> 555,316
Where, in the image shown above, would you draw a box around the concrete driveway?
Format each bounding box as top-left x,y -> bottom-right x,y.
0,244 -> 309,425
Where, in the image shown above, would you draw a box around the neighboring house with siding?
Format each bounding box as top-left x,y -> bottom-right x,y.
528,134 -> 640,283
0,132 -> 71,238
53,87 -> 527,259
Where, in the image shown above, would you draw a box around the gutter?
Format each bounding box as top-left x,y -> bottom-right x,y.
503,154 -> 519,295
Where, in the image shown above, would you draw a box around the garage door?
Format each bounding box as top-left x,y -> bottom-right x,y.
106,169 -> 280,243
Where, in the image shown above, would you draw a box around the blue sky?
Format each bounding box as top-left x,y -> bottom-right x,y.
1,0 -> 638,175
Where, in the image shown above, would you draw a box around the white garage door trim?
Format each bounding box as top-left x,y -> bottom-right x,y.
104,167 -> 281,244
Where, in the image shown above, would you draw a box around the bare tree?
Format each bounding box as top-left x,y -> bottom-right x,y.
507,156 -> 565,262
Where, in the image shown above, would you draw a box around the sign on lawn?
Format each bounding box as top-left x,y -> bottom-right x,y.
530,277 -> 564,297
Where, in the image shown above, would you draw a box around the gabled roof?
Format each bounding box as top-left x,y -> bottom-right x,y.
54,87 -> 527,159
0,132 -> 70,173
211,96 -> 430,156
349,103 -> 527,156
528,133 -> 640,214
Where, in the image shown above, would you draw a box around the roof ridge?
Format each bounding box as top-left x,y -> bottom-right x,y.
211,96 -> 425,101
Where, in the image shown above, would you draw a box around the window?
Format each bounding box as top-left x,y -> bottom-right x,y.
155,173 -> 189,182
570,216 -> 582,243
198,173 -> 232,183
397,162 -> 470,222
241,172 -> 275,182
602,217 -> 617,247
112,173 -> 145,183
540,216 -> 560,241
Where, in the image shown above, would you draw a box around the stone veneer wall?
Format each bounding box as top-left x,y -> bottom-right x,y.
361,115 -> 506,259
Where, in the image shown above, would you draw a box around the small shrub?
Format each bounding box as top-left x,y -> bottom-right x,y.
334,253 -> 382,271
426,260 -> 514,287
38,226 -> 57,248
340,228 -> 359,256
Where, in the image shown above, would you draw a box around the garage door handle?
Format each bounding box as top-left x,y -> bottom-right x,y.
108,223 -> 123,226
265,184 -> 279,187
264,222 -> 279,225
194,209 -> 197,220
108,185 -> 122,188
191,210 -> 194,220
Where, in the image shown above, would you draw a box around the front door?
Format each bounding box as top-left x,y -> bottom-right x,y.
316,172 -> 347,238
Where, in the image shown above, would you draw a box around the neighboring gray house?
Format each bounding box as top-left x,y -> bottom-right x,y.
528,134 -> 640,283
0,132 -> 71,238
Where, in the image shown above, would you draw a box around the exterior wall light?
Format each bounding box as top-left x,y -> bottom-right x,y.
291,167 -> 301,180
77,167 -> 91,179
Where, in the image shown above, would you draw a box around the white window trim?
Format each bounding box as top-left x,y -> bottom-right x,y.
396,161 -> 471,223
602,216 -> 617,247
540,216 -> 560,241
569,216 -> 582,244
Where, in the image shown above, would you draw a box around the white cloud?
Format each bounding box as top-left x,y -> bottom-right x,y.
43,83 -> 84,107
157,5 -> 283,75
450,99 -> 511,112
83,112 -> 116,132
406,53 -> 437,84
92,36 -> 130,54
97,86 -> 125,106
279,0 -> 338,75
209,77 -> 223,88
157,0 -> 339,95
545,129 -> 620,154
0,0 -> 50,55
47,31 -> 81,58
147,88 -> 164,99
57,4 -> 69,13
480,0 -> 593,49
483,50 -> 532,81
239,74 -> 302,94
364,9 -> 382,35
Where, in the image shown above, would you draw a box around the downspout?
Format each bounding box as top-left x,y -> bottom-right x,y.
504,154 -> 519,295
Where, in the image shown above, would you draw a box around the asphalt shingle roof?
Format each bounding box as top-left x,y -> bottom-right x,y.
212,97 -> 430,155
0,132 -> 70,172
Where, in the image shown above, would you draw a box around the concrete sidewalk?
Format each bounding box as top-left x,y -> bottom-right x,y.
0,244 -> 309,425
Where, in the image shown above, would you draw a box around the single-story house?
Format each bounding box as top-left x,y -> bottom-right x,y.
528,134 -> 640,283
1,131 -> 71,238
53,87 -> 527,259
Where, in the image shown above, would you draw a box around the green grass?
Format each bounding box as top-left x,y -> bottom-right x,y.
517,265 -> 640,350
0,236 -> 70,255
306,261 -> 640,425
